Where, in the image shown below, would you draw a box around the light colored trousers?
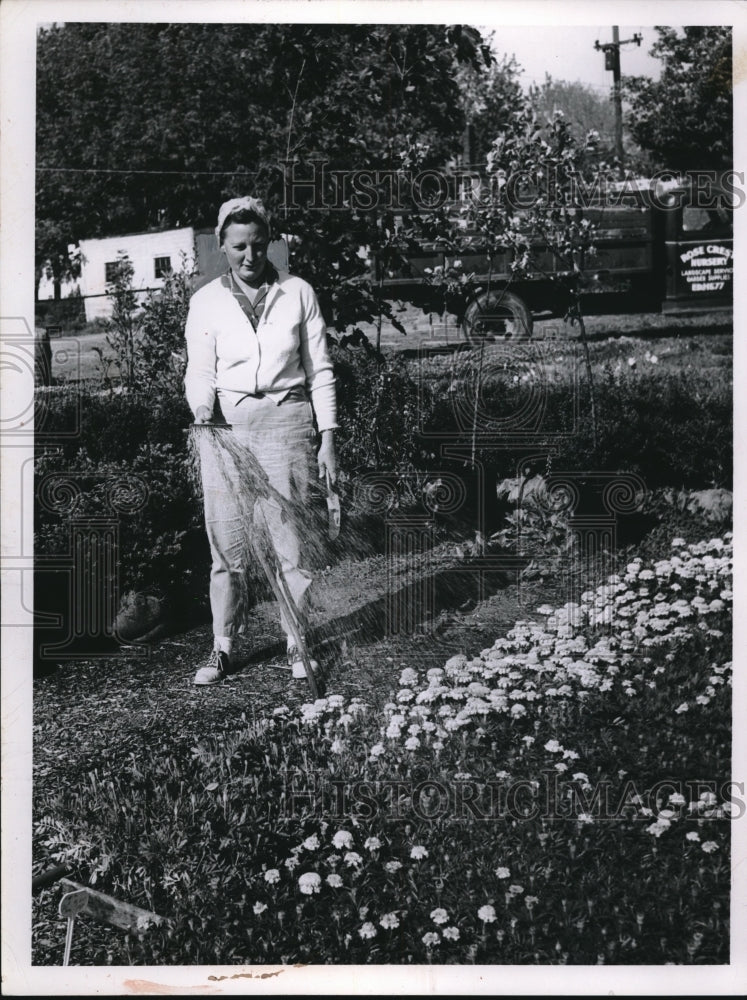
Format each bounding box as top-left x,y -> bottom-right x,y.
199,393 -> 316,640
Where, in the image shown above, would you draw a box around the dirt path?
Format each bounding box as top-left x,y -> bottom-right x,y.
33,541 -> 550,805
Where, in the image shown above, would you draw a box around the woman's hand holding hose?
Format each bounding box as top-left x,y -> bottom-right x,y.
194,405 -> 213,424
317,429 -> 337,485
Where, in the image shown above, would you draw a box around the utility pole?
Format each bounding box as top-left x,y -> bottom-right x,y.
594,27 -> 642,173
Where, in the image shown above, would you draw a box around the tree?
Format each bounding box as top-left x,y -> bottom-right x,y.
36,22 -> 489,299
623,26 -> 732,172
454,47 -> 525,166
529,76 -> 617,154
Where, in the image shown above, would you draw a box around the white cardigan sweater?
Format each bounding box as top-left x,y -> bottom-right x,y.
184,271 -> 337,432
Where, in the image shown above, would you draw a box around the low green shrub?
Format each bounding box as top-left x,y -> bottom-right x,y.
420,361 -> 731,491
34,345 -> 731,611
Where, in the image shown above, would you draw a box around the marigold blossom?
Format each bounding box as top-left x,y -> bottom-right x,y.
298,872 -> 321,895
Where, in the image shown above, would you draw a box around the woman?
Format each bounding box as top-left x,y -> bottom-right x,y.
185,196 -> 337,685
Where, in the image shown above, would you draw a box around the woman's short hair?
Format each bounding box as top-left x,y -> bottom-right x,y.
215,197 -> 272,244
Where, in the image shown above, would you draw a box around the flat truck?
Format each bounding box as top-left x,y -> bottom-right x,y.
378,183 -> 734,341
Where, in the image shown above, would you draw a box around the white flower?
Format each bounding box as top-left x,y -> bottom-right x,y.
358,921 -> 377,939
303,834 -> 320,851
701,841 -> 719,853
669,793 -> 686,807
544,739 -> 563,753
675,702 -> 689,714
380,912 -> 400,929
369,743 -> 386,758
332,830 -> 354,850
430,907 -> 449,925
284,856 -> 300,871
410,845 -> 428,860
253,901 -> 267,915
686,831 -> 700,842
442,925 -> 460,941
508,884 -> 524,896
478,904 -> 497,923
646,820 -> 671,838
264,868 -> 280,884
384,860 -> 403,873
495,866 -> 510,879
422,931 -> 440,946
405,735 -> 421,750
298,872 -> 321,895
364,836 -> 382,851
326,873 -> 343,887
344,851 -> 363,868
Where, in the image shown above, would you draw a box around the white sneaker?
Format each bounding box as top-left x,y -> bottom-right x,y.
287,640 -> 319,680
194,648 -> 231,685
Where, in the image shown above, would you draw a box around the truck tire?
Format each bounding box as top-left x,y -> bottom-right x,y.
462,289 -> 533,343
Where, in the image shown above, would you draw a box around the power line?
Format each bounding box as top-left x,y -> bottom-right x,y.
35,167 -> 258,176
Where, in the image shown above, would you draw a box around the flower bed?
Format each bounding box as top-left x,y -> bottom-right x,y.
34,533 -> 732,965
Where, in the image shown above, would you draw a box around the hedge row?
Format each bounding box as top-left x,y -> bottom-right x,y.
34,346 -> 731,611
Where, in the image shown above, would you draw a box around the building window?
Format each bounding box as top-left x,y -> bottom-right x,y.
154,256 -> 172,279
104,261 -> 119,284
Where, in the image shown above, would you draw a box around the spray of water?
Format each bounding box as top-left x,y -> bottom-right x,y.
187,423 -> 323,696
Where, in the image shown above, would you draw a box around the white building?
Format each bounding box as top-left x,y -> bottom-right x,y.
77,227 -> 197,322
38,226 -> 290,324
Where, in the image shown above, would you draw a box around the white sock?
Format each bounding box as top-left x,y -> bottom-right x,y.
215,636 -> 233,657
